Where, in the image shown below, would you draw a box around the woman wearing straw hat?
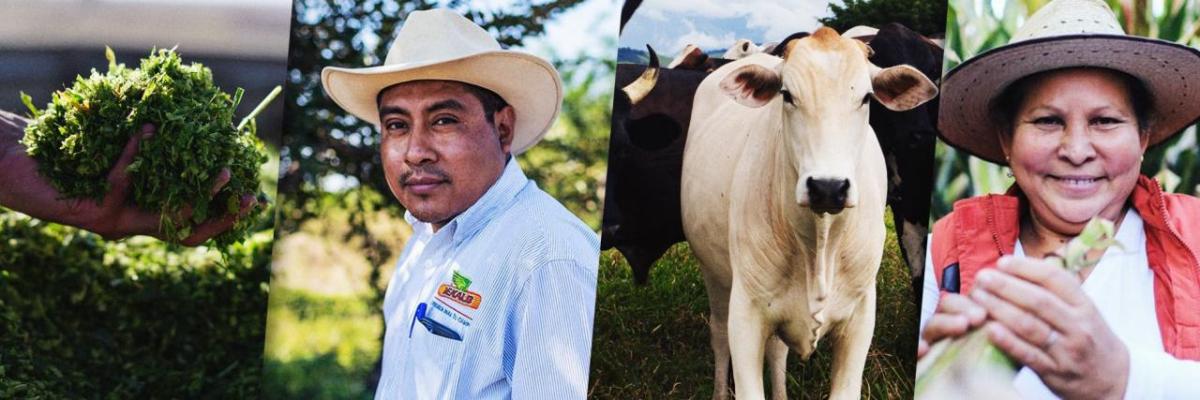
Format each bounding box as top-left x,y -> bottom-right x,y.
918,0 -> 1200,398
321,9 -> 599,400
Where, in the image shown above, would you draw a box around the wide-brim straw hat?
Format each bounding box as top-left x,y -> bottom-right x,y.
939,0 -> 1200,165
321,8 -> 562,154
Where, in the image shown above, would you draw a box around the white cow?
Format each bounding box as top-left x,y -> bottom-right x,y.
722,38 -> 762,59
680,27 -> 937,400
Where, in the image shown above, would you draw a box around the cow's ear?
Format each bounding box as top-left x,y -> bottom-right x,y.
720,64 -> 782,108
870,64 -> 937,111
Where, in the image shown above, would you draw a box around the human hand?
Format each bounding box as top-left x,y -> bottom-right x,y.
918,292 -> 987,358
0,116 -> 258,246
65,123 -> 259,245
969,255 -> 1129,399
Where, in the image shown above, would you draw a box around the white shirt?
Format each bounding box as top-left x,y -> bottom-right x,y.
920,210 -> 1200,399
375,160 -> 600,400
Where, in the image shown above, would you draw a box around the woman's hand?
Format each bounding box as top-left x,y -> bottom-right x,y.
918,292 -> 987,358
970,255 -> 1129,399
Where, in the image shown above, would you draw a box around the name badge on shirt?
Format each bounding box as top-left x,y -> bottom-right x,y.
437,270 -> 484,311
410,270 -> 483,341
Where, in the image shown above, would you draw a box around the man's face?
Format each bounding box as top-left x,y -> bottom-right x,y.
378,80 -> 515,229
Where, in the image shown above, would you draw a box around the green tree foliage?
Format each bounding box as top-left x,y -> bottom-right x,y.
0,207 -> 274,399
820,0 -> 948,36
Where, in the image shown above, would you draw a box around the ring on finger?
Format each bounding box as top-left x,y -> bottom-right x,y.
1043,330 -> 1060,349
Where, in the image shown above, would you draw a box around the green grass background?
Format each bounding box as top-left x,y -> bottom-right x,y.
261,208 -> 917,400
263,287 -> 380,399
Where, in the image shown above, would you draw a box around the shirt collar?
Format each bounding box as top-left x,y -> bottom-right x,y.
404,158 -> 529,247
1015,208 -> 1145,258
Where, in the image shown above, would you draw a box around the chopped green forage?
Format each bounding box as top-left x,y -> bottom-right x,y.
20,48 -> 277,246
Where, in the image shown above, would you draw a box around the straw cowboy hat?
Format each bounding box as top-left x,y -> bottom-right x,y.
321,8 -> 563,154
939,0 -> 1200,165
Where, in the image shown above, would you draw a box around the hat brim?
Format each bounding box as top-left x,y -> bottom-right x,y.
321,51 -> 562,154
939,35 -> 1200,165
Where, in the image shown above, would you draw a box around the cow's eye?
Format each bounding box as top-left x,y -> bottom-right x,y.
781,90 -> 794,105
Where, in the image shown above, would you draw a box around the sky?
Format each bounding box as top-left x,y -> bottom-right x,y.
519,0 -> 619,59
619,0 -> 845,56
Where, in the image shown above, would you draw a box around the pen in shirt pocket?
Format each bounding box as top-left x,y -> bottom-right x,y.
409,302 -> 463,341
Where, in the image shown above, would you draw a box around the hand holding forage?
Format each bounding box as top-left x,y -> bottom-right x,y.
0,115 -> 257,245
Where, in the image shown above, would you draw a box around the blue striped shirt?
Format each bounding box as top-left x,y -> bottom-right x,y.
375,159 -> 599,400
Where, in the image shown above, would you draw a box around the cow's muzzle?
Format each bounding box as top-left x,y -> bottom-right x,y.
806,177 -> 850,214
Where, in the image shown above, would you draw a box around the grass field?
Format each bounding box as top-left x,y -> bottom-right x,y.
262,287 -> 381,400
261,209 -> 918,399
588,209 -> 919,399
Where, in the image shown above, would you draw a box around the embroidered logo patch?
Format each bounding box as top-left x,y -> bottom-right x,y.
437,283 -> 482,309
452,270 -> 472,291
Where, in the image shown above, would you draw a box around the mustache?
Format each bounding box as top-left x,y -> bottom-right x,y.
399,166 -> 451,185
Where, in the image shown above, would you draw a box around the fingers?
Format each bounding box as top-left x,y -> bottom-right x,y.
168,167 -> 234,225
969,282 -> 1059,350
996,256 -> 1088,306
210,168 -> 231,197
104,124 -> 155,206
917,338 -> 929,358
937,292 -> 988,324
921,294 -> 986,344
976,261 -> 1080,335
167,169 -> 251,246
984,321 -> 1058,374
179,194 -> 257,246
974,266 -> 1080,333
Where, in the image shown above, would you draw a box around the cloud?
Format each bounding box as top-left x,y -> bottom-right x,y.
639,0 -> 743,20
525,0 -> 617,58
630,0 -> 843,44
671,20 -> 737,54
742,0 -> 836,40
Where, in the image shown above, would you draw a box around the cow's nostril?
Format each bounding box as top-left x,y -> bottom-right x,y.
807,178 -> 850,212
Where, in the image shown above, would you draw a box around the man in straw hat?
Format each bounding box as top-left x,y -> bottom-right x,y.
919,0 -> 1200,397
321,9 -> 599,399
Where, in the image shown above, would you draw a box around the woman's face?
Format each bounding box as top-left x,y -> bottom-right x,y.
1002,68 -> 1149,235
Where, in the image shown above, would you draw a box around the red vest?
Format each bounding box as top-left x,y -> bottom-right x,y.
931,175 -> 1200,360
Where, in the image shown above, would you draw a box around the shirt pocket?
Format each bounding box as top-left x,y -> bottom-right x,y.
405,300 -> 473,396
